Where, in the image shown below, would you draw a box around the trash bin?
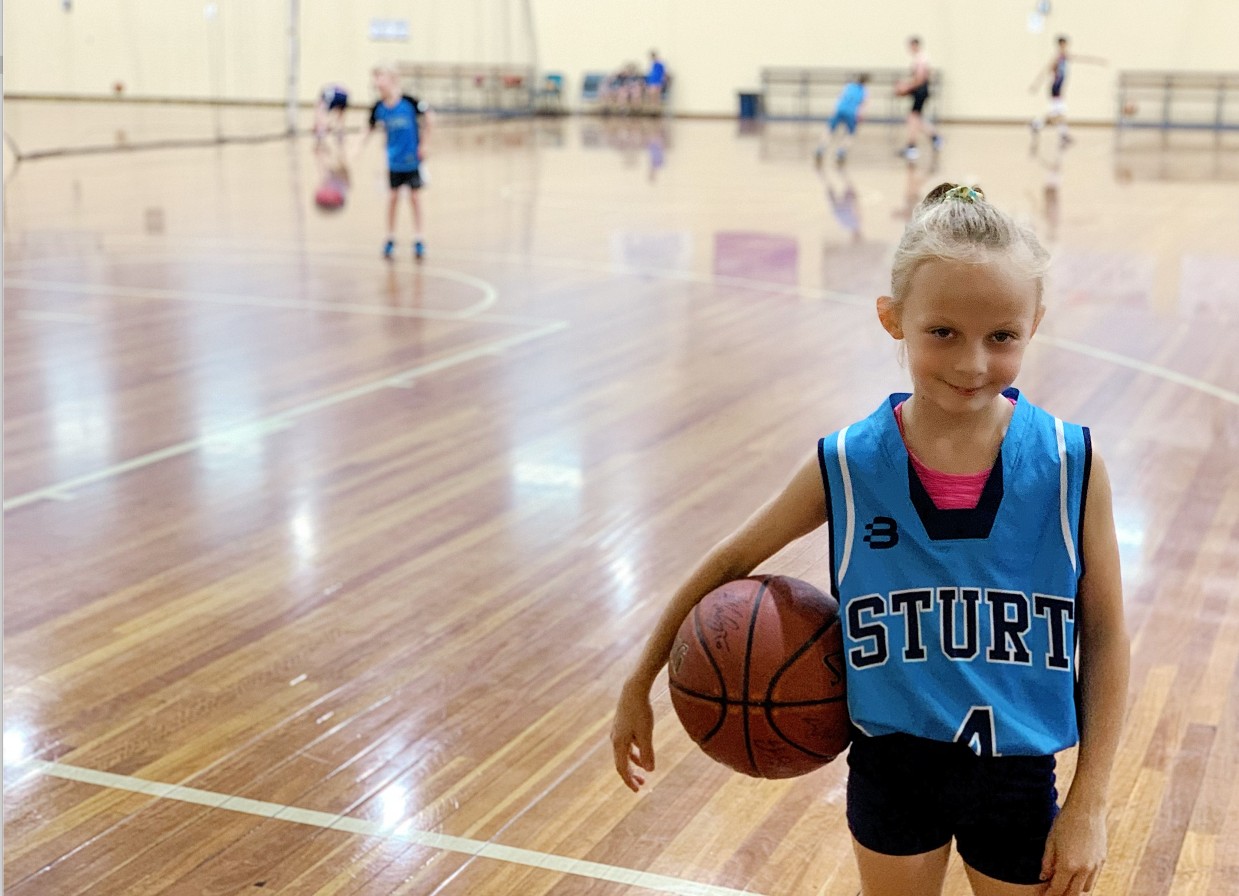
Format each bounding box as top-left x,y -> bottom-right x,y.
738,91 -> 763,119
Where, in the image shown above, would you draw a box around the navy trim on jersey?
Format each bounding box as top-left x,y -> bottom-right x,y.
1077,427 -> 1092,580
818,438 -> 839,598
907,451 -> 1005,540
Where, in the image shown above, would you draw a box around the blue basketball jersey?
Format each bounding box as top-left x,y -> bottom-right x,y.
369,95 -> 426,173
817,390 -> 1091,757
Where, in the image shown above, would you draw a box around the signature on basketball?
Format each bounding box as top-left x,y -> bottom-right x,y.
670,640 -> 689,675
704,601 -> 745,653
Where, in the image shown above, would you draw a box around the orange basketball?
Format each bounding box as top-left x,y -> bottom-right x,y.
668,575 -> 850,778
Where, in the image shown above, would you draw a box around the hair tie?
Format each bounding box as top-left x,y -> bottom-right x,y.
945,184 -> 982,203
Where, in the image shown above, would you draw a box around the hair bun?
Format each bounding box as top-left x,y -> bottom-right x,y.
924,182 -> 985,204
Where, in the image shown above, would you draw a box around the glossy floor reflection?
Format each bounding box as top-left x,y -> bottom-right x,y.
4,101 -> 1239,895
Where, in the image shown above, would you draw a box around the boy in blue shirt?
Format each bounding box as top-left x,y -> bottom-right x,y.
359,64 -> 432,260
815,73 -> 869,167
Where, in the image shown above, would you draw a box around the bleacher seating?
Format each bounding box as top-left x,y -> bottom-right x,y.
758,66 -> 942,123
535,72 -> 565,115
1117,70 -> 1239,133
580,72 -> 608,107
394,63 -> 535,115
580,70 -> 671,116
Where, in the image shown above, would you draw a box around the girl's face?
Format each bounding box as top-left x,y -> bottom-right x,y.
878,257 -> 1044,417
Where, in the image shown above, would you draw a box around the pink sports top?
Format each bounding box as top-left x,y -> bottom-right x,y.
894,399 -> 1015,510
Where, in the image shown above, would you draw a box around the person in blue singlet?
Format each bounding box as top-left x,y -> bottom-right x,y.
612,183 -> 1130,896
358,63 -> 432,260
815,73 -> 869,167
1029,35 -> 1107,153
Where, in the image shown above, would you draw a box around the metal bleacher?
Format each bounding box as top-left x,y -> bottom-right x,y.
758,66 -> 941,123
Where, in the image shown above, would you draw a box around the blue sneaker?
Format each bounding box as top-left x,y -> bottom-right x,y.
383,239 -> 394,259
414,240 -> 425,260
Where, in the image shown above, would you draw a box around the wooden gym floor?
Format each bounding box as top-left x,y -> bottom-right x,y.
4,99 -> 1238,894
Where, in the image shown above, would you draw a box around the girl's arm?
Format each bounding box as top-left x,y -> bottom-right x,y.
1042,448 -> 1131,895
611,451 -> 829,791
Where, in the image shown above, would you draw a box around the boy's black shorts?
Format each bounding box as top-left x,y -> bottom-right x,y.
389,169 -> 423,190
910,84 -> 931,113
846,730 -> 1059,885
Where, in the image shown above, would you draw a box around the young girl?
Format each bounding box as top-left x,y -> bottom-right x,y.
611,183 -> 1130,896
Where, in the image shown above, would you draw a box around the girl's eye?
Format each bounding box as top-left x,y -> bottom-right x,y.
930,327 -> 953,339
991,332 -> 1016,343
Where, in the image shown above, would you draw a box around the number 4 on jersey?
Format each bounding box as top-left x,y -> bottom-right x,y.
955,706 -> 999,757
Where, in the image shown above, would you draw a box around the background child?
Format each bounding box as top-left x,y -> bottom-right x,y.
612,183 -> 1130,896
896,36 -> 942,161
358,63 -> 432,260
815,72 -> 869,166
644,49 -> 668,107
313,82 -> 349,147
1030,35 -> 1107,151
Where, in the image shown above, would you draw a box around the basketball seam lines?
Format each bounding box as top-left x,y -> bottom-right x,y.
667,683 -> 846,707
765,611 -> 847,760
691,601 -> 730,744
740,578 -> 768,775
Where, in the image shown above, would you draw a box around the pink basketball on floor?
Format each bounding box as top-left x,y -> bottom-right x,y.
314,184 -> 345,210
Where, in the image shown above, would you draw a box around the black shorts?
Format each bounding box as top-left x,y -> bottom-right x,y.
909,84 -> 930,114
846,731 -> 1058,885
389,169 -> 423,190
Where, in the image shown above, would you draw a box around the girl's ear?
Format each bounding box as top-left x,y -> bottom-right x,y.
876,296 -> 904,339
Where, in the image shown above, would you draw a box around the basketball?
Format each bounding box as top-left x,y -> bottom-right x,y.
314,184 -> 345,210
668,575 -> 849,779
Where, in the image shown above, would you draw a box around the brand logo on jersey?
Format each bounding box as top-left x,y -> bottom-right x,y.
863,516 -> 899,549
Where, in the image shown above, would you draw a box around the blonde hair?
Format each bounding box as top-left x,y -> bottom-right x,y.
891,182 -> 1050,306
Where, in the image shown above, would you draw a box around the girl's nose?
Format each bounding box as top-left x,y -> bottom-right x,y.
953,342 -> 987,377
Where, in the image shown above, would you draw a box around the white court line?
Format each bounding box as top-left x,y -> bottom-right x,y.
2,321 -> 567,511
425,246 -> 1239,407
1037,334 -> 1239,406
23,759 -> 762,896
5,270 -> 508,323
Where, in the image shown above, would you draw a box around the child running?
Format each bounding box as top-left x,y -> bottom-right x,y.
612,183 -> 1130,896
815,73 -> 869,167
358,63 -> 432,260
1030,35 -> 1107,152
896,36 -> 943,161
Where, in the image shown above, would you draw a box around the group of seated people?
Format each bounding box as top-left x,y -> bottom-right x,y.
599,50 -> 670,112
